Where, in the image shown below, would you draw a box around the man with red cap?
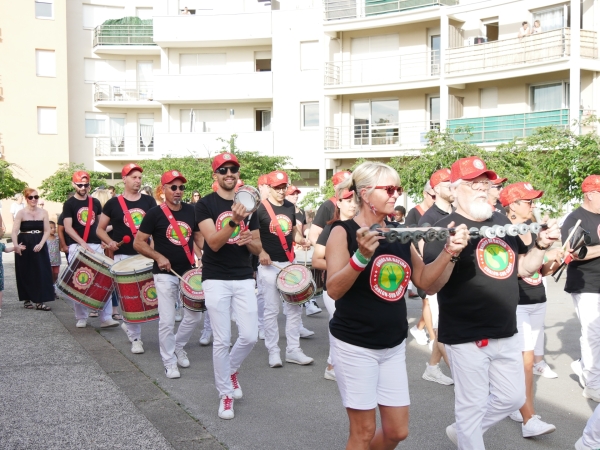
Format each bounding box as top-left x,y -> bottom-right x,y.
257,174 -> 270,201
563,175 -> 600,403
423,156 -> 560,448
285,185 -> 306,234
63,170 -> 120,329
96,163 -> 158,354
257,170 -> 313,369
195,152 -> 262,420
488,176 -> 508,215
134,170 -> 203,380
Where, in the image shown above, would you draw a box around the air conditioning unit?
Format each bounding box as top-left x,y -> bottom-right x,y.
465,36 -> 488,46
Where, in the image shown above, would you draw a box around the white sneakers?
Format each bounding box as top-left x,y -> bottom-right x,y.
131,339 -> 144,354
199,330 -> 212,346
521,415 -> 556,437
100,319 -> 120,328
583,386 -> 600,402
422,363 -> 454,385
305,300 -> 322,316
285,350 -> 314,365
218,395 -> 234,420
572,359 -> 586,388
175,349 -> 190,368
324,367 -> 336,381
410,325 -> 428,345
76,319 -> 87,328
269,352 -> 283,368
299,326 -> 315,338
533,360 -> 558,379
230,372 -> 243,399
575,437 -> 593,450
446,423 -> 458,445
258,329 -> 265,340
509,410 -> 523,422
165,364 -> 180,379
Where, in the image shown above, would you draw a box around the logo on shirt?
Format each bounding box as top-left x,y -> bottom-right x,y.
476,238 -> 516,280
216,211 -> 247,244
369,255 -> 411,302
72,267 -> 94,291
123,208 -> 146,230
597,223 -> 600,240
76,207 -> 95,226
166,221 -> 192,246
141,281 -> 158,307
523,271 -> 543,286
269,214 -> 292,236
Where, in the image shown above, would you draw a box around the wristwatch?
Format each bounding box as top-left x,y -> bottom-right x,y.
228,220 -> 238,228
534,240 -> 550,251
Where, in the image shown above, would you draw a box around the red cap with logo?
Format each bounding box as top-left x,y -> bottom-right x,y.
582,175 -> 600,193
450,157 -> 498,183
211,181 -> 218,192
235,179 -> 244,192
430,168 -> 451,188
122,163 -> 143,177
267,171 -> 289,186
160,170 -> 187,185
212,152 -> 240,172
491,176 -> 508,185
286,185 -> 301,195
72,171 -> 90,183
332,171 -> 351,187
257,174 -> 268,186
499,182 -> 544,207
337,188 -> 354,200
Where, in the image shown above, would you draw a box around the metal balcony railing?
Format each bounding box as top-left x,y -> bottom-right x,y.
94,136 -> 154,157
325,50 -> 439,86
93,24 -> 155,46
325,121 -> 432,150
94,82 -> 154,102
323,0 -> 458,21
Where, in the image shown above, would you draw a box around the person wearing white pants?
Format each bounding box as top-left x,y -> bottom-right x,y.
576,403 -> 600,449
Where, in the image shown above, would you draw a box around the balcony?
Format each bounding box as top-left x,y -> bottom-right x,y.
445,29 -> 598,80
325,51 -> 438,93
93,82 -> 160,108
93,24 -> 159,55
324,0 -> 457,24
153,132 -> 274,157
154,72 -> 273,103
93,137 -> 157,160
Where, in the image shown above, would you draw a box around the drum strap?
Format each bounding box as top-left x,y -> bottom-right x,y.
261,199 -> 294,263
82,196 -> 94,243
117,195 -> 139,238
159,204 -> 196,267
416,205 -> 425,216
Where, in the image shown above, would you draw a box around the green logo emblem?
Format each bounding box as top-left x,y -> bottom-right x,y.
483,244 -> 509,271
378,262 -> 405,292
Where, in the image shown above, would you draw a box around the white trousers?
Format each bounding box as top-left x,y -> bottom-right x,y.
323,290 -> 336,365
113,254 -> 142,342
572,293 -> 600,390
582,403 -> 600,447
154,274 -> 202,366
445,334 -> 525,450
515,303 -> 547,352
68,243 -> 113,323
256,277 -> 265,333
258,263 -> 302,355
203,279 -> 258,397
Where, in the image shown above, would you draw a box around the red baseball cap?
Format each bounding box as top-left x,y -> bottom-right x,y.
582,175 -> 600,193
332,171 -> 351,187
257,174 -> 268,186
122,163 -> 143,177
160,170 -> 187,185
430,168 -> 451,188
235,179 -> 244,192
286,185 -> 301,195
337,188 -> 354,200
267,171 -> 289,186
492,176 -> 508,185
72,171 -> 90,183
499,182 -> 544,207
212,152 -> 240,172
212,181 -> 218,192
450,157 -> 497,183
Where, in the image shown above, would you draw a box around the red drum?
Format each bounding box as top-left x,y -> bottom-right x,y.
295,249 -> 324,296
179,268 -> 206,312
276,264 -> 316,305
57,246 -> 114,310
110,255 -> 158,323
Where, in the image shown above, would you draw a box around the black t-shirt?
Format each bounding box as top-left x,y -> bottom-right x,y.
296,208 -> 306,226
518,231 -> 547,305
62,196 -> 103,244
195,192 -> 259,281
423,212 -> 528,345
102,195 -> 157,255
138,204 -> 199,276
57,212 -> 73,246
329,219 -> 412,350
562,206 -> 600,294
418,203 -> 451,227
313,199 -> 336,229
405,205 -> 425,227
257,199 -> 296,263
492,200 -> 505,215
316,223 -> 332,291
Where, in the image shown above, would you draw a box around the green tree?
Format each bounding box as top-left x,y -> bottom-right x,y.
39,163 -> 111,202
0,161 -> 28,199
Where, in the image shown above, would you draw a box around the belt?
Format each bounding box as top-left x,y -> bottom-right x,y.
20,230 -> 42,234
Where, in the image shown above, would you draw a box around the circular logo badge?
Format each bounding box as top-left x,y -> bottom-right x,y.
72,267 -> 94,291
223,154 -> 231,160
524,183 -> 534,191
166,221 -> 192,246
369,255 -> 411,302
76,207 -> 95,227
523,270 -> 543,286
172,171 -> 179,176
123,208 -> 146,230
216,211 -> 247,244
476,238 -> 516,279
473,159 -> 484,169
142,281 -> 158,307
269,215 -> 292,236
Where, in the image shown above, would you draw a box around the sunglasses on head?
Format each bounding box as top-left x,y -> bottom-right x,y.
368,185 -> 404,196
75,183 -> 90,189
27,195 -> 40,200
215,166 -> 240,175
168,185 -> 186,192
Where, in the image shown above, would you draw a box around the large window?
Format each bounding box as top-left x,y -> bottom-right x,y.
353,100 -> 399,146
300,41 -> 319,71
37,107 -> 57,134
301,102 -> 319,129
35,50 -> 56,77
180,109 -> 227,132
35,0 -> 53,19
429,97 -> 440,129
531,83 -> 567,111
85,113 -> 125,152
180,54 -> 226,75
350,34 -> 399,83
139,115 -> 154,152
533,6 -> 565,32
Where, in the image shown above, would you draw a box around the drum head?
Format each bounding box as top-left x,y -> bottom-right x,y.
181,268 -> 204,300
79,246 -> 114,266
234,185 -> 260,213
294,247 -> 314,265
111,254 -> 154,275
276,264 -> 312,293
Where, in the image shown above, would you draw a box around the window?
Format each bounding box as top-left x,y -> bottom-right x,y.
429,97 -> 440,129
35,50 -> 56,77
180,54 -> 226,75
255,51 -> 272,72
350,34 -> 399,82
301,102 -> 319,128
180,109 -> 227,132
480,88 -> 498,116
430,35 -> 440,75
300,41 -> 319,71
37,107 -> 57,134
85,113 -> 107,136
82,4 -> 125,29
533,7 -> 565,32
139,115 -> 154,152
256,110 -> 272,131
531,83 -> 565,111
296,170 -> 320,187
352,100 -> 399,146
136,7 -> 153,20
35,0 -> 53,19
84,59 -> 126,82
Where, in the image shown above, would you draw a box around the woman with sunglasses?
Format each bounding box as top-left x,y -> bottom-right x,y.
326,162 -> 469,449
12,188 -> 54,311
500,182 -> 559,437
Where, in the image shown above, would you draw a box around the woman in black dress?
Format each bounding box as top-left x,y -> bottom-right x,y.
12,188 -> 54,310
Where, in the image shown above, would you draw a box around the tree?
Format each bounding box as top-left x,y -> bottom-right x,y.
0,161 -> 28,199
39,163 -> 111,202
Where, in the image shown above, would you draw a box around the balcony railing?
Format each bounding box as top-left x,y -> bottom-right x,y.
154,131 -> 274,157
325,50 -> 439,86
325,121 -> 432,151
323,0 -> 458,21
446,29 -> 598,75
94,136 -> 154,157
93,24 -> 155,46
94,82 -> 154,102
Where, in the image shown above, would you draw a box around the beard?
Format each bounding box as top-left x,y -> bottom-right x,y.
469,201 -> 493,221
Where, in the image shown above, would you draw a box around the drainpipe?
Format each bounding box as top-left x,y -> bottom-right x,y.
570,0 -> 581,134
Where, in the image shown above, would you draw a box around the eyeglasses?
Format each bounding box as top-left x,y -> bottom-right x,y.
27,195 -> 40,200
461,180 -> 492,190
167,185 -> 186,192
426,191 -> 436,199
75,183 -> 90,189
270,185 -> 288,192
215,166 -> 240,175
193,194 -> 200,197
518,199 -> 535,206
367,186 -> 404,196
491,185 -> 504,190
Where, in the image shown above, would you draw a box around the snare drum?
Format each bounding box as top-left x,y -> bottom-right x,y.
179,268 -> 206,312
110,255 -> 158,323
57,246 -> 114,310
295,249 -> 324,296
276,264 -> 316,305
233,185 -> 261,213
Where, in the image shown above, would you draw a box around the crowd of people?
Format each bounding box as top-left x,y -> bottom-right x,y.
4,154 -> 600,449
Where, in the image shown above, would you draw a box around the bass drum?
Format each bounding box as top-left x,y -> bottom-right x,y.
110,255 -> 158,323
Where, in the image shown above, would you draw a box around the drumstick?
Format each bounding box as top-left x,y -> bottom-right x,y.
116,236 -> 131,247
269,262 -> 301,283
169,269 -> 195,290
304,249 -> 307,267
549,219 -> 581,270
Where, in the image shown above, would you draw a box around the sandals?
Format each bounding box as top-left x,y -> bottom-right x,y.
112,314 -> 122,321
89,311 -> 99,317
35,304 -> 52,312
24,301 -> 34,309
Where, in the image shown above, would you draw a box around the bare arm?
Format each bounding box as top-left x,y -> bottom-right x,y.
58,225 -> 68,253
11,210 -> 23,255
199,203 -> 250,253
245,229 -> 262,256
33,210 -> 51,252
193,231 -> 204,260
311,243 -> 326,271
96,213 -> 118,251
324,226 -> 358,300
308,224 -> 323,247
518,219 -> 561,277
63,217 -> 94,252
133,230 -> 171,272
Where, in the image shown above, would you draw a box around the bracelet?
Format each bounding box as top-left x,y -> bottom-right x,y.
534,240 -> 551,251
354,249 -> 371,265
443,244 -> 460,258
349,253 -> 368,271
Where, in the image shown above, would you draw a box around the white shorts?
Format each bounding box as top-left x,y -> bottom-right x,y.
516,303 -> 547,352
330,335 -> 410,410
428,294 -> 439,329
323,290 -> 336,320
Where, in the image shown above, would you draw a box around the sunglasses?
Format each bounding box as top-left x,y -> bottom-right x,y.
270,185 -> 288,192
215,166 -> 240,175
368,185 -> 404,196
27,195 -> 40,200
75,183 -> 90,188
168,185 -> 186,192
